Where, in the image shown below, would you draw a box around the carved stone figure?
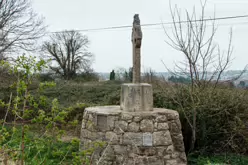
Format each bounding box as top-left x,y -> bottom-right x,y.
132,14 -> 143,83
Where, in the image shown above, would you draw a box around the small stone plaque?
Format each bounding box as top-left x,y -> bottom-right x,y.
143,133 -> 153,146
97,115 -> 107,130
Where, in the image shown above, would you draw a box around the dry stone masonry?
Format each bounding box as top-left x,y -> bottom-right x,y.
80,14 -> 187,165
81,106 -> 187,165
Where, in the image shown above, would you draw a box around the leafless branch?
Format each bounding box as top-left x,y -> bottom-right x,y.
0,0 -> 46,59
162,0 -> 246,152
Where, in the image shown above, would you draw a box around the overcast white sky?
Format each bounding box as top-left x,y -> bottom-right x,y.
32,0 -> 248,72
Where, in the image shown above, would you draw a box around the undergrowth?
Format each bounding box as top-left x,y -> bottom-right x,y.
0,125 -> 80,164
0,55 -> 105,165
188,154 -> 248,165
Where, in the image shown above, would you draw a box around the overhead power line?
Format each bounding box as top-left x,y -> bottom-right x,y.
48,14 -> 248,34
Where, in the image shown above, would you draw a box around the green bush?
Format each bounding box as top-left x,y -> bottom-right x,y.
39,73 -> 55,82
155,83 -> 248,154
0,125 -> 87,164
64,103 -> 88,122
0,55 -> 105,164
73,72 -> 99,82
188,154 -> 248,165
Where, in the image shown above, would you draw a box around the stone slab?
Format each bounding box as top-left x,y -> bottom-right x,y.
84,106 -> 179,117
120,83 -> 153,112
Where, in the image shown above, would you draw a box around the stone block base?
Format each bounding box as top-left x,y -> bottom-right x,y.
80,106 -> 187,165
120,83 -> 153,112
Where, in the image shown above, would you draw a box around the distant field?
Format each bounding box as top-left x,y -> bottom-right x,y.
40,80 -> 122,107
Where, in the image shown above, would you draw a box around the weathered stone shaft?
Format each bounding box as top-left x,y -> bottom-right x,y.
132,14 -> 142,83
133,46 -> 141,83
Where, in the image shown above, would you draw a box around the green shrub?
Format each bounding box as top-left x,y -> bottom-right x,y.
39,73 -> 55,82
0,126 -> 88,164
188,154 -> 248,165
155,83 -> 248,154
73,72 -> 99,82
0,55 -> 105,164
64,103 -> 88,122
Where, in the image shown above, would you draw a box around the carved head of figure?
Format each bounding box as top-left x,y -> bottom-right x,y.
133,14 -> 140,25
132,14 -> 142,43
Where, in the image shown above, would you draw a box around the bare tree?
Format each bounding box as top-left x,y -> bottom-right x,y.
163,1 -> 236,88
0,0 -> 46,60
42,30 -> 94,80
162,1 -> 246,152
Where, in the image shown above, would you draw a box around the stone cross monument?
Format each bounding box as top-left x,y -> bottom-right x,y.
80,14 -> 187,165
132,14 -> 142,83
120,14 -> 153,112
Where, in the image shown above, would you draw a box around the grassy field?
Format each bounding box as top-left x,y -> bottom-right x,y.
40,81 -> 121,107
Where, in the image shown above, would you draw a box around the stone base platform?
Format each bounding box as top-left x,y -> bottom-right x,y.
80,106 -> 187,165
120,83 -> 153,112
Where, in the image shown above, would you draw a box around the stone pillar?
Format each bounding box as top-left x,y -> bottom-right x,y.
132,14 -> 142,83
121,14 -> 152,112
133,43 -> 141,83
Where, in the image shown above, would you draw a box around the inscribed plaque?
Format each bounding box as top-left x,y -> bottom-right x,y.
143,133 -> 153,146
97,115 -> 107,130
